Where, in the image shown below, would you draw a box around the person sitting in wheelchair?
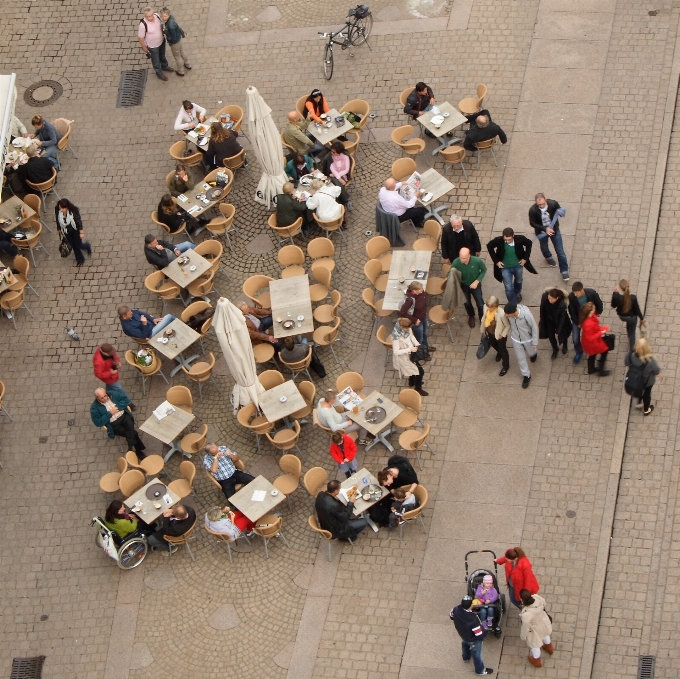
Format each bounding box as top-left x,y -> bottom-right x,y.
104,500 -> 140,540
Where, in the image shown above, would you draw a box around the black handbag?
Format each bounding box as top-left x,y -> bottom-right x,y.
409,346 -> 429,363
602,332 -> 616,351
59,234 -> 72,258
476,334 -> 491,360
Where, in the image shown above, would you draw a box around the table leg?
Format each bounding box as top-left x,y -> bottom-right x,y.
365,514 -> 379,533
423,201 -> 449,225
430,135 -> 463,156
170,351 -> 201,377
163,439 -> 182,462
364,426 -> 394,453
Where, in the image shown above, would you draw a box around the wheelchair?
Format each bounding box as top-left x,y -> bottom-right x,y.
90,516 -> 148,570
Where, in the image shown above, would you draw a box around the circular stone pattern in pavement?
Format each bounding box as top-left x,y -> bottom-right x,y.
23,80 -> 63,107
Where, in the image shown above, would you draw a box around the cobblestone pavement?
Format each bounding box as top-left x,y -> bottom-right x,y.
1,0 -> 680,678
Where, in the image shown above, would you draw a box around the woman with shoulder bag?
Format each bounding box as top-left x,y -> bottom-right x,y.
55,198 -> 91,267
481,295 -> 510,375
519,589 -> 554,668
611,279 -> 646,351
391,317 -> 428,396
579,301 -> 611,377
625,338 -> 661,416
538,287 -> 571,360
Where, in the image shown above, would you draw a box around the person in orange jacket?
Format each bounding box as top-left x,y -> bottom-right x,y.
496,546 -> 540,608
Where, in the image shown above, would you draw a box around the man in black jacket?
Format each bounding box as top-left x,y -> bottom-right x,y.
528,193 -> 569,281
404,82 -> 438,137
144,234 -> 194,269
463,110 -> 507,152
276,182 -> 312,235
17,145 -> 54,191
450,596 -> 494,675
315,480 -> 368,541
441,215 -> 481,265
147,504 -> 196,553
568,281 -> 603,364
487,227 -> 537,303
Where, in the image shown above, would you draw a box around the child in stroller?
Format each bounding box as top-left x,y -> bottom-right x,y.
465,549 -> 506,637
473,574 -> 498,629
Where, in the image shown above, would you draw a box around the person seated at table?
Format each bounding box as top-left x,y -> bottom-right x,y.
203,443 -> 255,500
404,81 -> 435,119
174,99 -> 207,131
144,234 -> 195,269
276,182 -> 312,234
167,163 -> 195,197
206,122 -> 244,170
157,193 -> 205,235
303,89 -> 330,123
236,301 -> 283,352
316,388 -> 369,444
10,115 -> 28,141
330,431 -> 358,479
147,504 -> 196,553
379,177 -> 427,229
279,336 -> 309,363
283,111 -> 325,158
118,305 -> 176,339
90,388 -> 146,457
29,114 -> 61,169
368,454 -> 420,526
315,479 -> 368,541
17,144 -> 54,190
306,179 -> 344,226
205,505 -> 255,539
284,153 -> 313,186
104,500 -> 139,539
0,231 -> 19,260
326,141 -> 351,185
463,110 -> 507,152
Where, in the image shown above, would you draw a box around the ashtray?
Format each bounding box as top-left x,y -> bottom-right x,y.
443,112 -> 450,117
271,489 -> 279,496
282,319 -> 295,329
297,315 -> 304,321
205,187 -> 223,201
164,328 -> 176,337
276,316 -> 283,323
189,265 -> 197,272
279,396 -> 287,403
159,337 -> 169,344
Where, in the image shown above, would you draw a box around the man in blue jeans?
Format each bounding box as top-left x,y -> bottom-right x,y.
487,228 -> 538,304
118,306 -> 177,339
567,281 -> 603,363
450,596 -> 494,675
529,193 -> 569,281
137,8 -> 174,81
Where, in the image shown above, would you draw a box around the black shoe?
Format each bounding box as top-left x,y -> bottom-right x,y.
522,376 -> 531,389
547,259 -> 557,268
481,670 -> 494,675
598,369 -> 611,377
499,367 -> 508,376
530,354 -> 537,363
158,75 -> 169,81
644,405 -> 655,416
516,294 -> 522,302
422,355 -> 432,361
562,344 -> 568,354
128,402 -> 136,412
185,64 -> 192,70
446,131 -> 454,137
415,388 -> 429,396
551,349 -> 558,360
495,353 -> 502,362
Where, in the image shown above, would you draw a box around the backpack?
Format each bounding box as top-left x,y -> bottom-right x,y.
624,360 -> 646,397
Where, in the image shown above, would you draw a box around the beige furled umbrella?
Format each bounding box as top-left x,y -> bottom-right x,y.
213,297 -> 264,414
245,85 -> 288,208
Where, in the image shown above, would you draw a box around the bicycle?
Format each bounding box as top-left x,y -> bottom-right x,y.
319,4 -> 373,80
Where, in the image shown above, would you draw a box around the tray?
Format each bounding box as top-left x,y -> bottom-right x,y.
146,482 -> 167,500
364,406 -> 386,424
205,186 -> 223,201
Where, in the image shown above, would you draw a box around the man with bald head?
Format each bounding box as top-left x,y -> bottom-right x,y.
90,388 -> 146,456
378,177 -> 428,228
463,109 -> 507,153
451,247 -> 487,327
282,110 -> 324,157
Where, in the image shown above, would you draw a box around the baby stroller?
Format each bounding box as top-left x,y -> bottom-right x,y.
465,549 -> 506,637
91,516 -> 148,570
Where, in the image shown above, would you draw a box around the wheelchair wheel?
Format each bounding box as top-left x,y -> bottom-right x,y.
118,538 -> 148,569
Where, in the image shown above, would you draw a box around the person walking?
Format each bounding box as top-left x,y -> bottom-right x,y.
391,318 -> 428,396
579,302 -> 611,377
137,7 -> 174,81
160,7 -> 191,76
625,338 -> 661,416
504,302 -> 538,388
481,296 -> 511,376
449,596 -> 494,675
451,247 -> 487,327
567,281 -> 603,364
611,279 -> 646,351
55,199 -> 91,267
538,288 -> 571,359
487,227 -> 537,304
528,193 -> 569,281
399,281 -> 435,357
441,214 -> 481,265
519,589 -> 554,668
495,547 -> 540,608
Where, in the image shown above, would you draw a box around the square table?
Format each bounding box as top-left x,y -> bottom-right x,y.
139,399 -> 195,462
150,318 -> 202,377
417,168 -> 455,225
185,116 -> 235,151
353,390 -> 403,453
269,274 -> 314,338
0,260 -> 16,294
176,173 -> 227,218
161,248 -> 211,288
417,102 -> 468,155
339,467 -> 388,532
229,475 -> 287,522
0,196 -> 36,233
124,479 -> 181,524
307,109 -> 354,145
382,250 -> 433,311
258,380 -> 307,424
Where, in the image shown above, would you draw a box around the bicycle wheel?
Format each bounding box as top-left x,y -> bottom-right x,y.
350,13 -> 373,46
118,538 -> 148,569
323,43 -> 334,80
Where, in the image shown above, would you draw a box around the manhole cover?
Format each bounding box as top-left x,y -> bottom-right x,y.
566,510 -> 576,518
116,70 -> 147,108
11,656 -> 45,679
24,80 -> 63,107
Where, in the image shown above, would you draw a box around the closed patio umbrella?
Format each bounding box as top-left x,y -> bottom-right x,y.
245,85 -> 288,208
213,297 -> 264,413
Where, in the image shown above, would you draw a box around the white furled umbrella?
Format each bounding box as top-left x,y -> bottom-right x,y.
213,297 -> 264,414
245,85 -> 288,208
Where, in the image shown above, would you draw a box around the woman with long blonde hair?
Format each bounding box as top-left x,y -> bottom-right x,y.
625,338 -> 661,415
611,279 -> 646,351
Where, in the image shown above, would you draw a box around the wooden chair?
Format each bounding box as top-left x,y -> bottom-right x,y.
392,388 -> 423,429
216,104 -> 245,134
376,324 -> 394,366
0,289 -> 33,329
458,84 -> 487,116
164,517 -> 197,560
182,352 -> 220,400
475,138 -> 498,167
399,424 -> 434,471
144,270 -> 183,314
279,346 -> 313,383
339,99 -> 375,141
364,258 -> 388,292
206,203 -> 238,252
167,385 -> 193,414
258,369 -> 285,391
179,423 -> 208,459
278,245 -> 306,278
265,421 -> 303,459
204,516 -> 252,563
307,237 -> 335,274
168,460 -> 197,499
194,238 -> 230,282
428,305 -> 455,342
52,118 -> 79,160
273,454 -> 302,510
425,276 -> 446,297
391,126 -> 428,165
8,255 -> 38,297
125,349 -> 169,395
290,381 -> 315,421
25,168 -> 60,209
180,300 -> 213,354
413,220 -> 442,254
391,157 -> 417,183
169,140 -> 203,168
399,87 -> 415,123
362,288 -> 392,319
309,265 -> 331,303
439,145 -> 468,180
118,469 -> 146,498
253,514 -> 291,559
365,235 -> 392,272
281,132 -> 296,155
223,148 -> 248,173
313,289 -> 341,324
308,515 -> 352,561
22,193 -> 52,232
12,222 -> 49,267
125,449 -> 165,480
268,214 -> 302,246
303,467 -> 328,497
236,403 -> 273,454
397,484 -> 428,537
0,380 -> 12,422
295,95 -> 308,118
242,274 -> 274,308
204,167 -> 235,205
253,343 -> 276,367
202,453 -> 248,502
312,318 -> 344,364
99,456 -> 128,494
336,372 -> 365,396
313,207 -> 346,244
342,130 -> 360,157
152,210 -> 192,242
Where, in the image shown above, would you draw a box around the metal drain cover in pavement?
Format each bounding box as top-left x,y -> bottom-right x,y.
638,656 -> 655,679
11,656 -> 45,679
24,80 -> 63,107
116,70 -> 147,108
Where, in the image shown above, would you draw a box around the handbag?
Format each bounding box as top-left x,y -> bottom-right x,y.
59,234 -> 73,258
476,334 -> 491,360
602,332 -> 616,351
409,346 -> 429,363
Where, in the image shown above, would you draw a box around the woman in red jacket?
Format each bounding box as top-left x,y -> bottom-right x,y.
579,301 -> 611,377
329,431 -> 357,478
496,547 -> 540,608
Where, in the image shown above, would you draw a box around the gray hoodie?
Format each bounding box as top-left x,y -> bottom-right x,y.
508,304 -> 539,345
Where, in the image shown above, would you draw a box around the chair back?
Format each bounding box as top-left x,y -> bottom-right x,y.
180,301 -> 213,335
187,424 -> 209,453
224,148 -> 246,170
362,288 -> 379,312
307,237 -> 334,260
399,388 -> 422,414
281,132 -> 296,154
311,265 -> 331,288
269,214 -> 303,240
242,274 -> 274,305
13,255 -> 30,278
316,318 -> 340,345
363,258 -> 383,287
298,380 -> 316,405
52,117 -> 72,138
164,518 -> 197,545
125,450 -> 144,470
258,370 -> 285,390
0,289 -> 25,313
236,402 -> 258,428
216,104 -> 244,131
312,408 -> 333,434
144,271 -> 181,301
13,222 -> 42,250
313,207 -> 345,233
339,99 -> 370,131
475,137 -> 496,151
194,239 -> 223,262
365,235 -> 391,260
26,168 -> 57,192
22,194 -> 42,215
336,371 -> 364,394
376,324 -> 392,349
218,202 -> 236,226
279,453 -> 302,478
475,83 -> 488,107
295,95 -> 308,117
254,514 -> 283,539
391,157 -> 417,182
399,87 -> 415,107
308,515 -> 333,541
117,456 -> 129,474
279,346 -> 312,371
266,420 -> 300,449
185,352 -> 216,381
342,130 -> 360,157
391,125 -> 415,147
179,460 -> 196,486
423,220 -> 442,244
401,484 -> 428,522
278,244 -> 305,267
303,467 -> 329,496
119,469 -> 146,497
169,141 -> 203,167
167,385 -> 193,411
411,423 -> 430,449
440,146 -> 466,163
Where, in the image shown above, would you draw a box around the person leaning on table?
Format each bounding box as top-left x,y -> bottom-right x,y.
167,163 -> 194,197
314,479 -> 368,541
144,234 -> 194,270
276,182 -> 311,234
203,443 -> 255,500
173,99 -> 206,131
147,505 -> 196,553
378,177 -> 427,229
118,305 -> 176,339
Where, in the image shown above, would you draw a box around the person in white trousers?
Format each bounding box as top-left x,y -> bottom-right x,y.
519,589 -> 554,668
504,302 -> 538,389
